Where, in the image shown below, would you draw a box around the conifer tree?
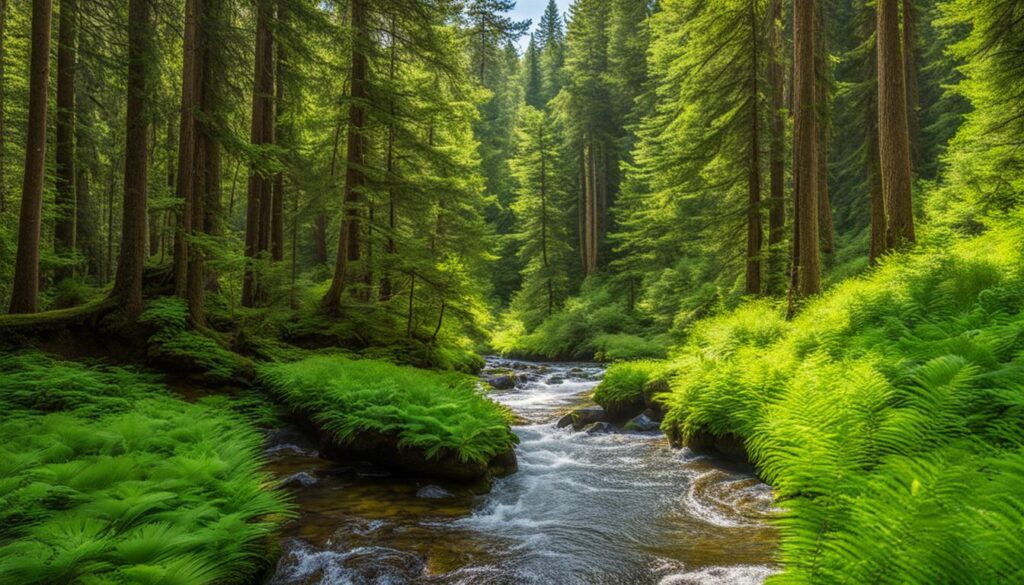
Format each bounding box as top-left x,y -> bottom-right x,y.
9,0 -> 53,314
54,0 -> 77,280
792,0 -> 820,298
877,0 -> 915,250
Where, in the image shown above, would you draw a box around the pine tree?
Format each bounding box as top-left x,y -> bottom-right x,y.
877,0 -> 915,250
466,0 -> 530,85
111,0 -> 150,316
510,106 -> 571,326
54,0 -> 77,280
792,0 -> 820,298
9,0 -> 53,314
537,0 -> 565,104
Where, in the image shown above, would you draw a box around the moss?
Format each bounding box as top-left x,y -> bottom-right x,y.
258,356 -> 518,466
0,353 -> 291,585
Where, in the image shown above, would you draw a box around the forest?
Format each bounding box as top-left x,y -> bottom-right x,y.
0,0 -> 1022,582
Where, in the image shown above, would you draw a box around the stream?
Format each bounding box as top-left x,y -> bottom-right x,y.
264,358 -> 777,584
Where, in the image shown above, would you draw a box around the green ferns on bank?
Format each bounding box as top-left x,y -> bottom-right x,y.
0,353 -> 290,585
592,360 -> 665,413
659,223 -> 1024,582
259,356 -> 518,464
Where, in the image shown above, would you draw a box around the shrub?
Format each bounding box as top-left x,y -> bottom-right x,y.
258,356 -> 518,464
0,353 -> 290,585
659,223 -> 1024,582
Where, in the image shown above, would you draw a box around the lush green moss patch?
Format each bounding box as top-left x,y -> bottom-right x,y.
259,356 -> 518,465
660,224 -> 1024,582
0,353 -> 290,585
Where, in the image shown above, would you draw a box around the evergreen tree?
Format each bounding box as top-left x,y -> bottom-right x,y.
509,106 -> 571,327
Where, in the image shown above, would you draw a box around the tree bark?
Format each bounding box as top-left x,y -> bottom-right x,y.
272,43 -> 286,262
0,0 -> 7,214
54,0 -> 77,279
174,0 -> 199,297
792,0 -> 820,298
745,0 -> 762,296
242,0 -> 275,307
323,0 -> 368,314
112,0 -> 150,316
9,0 -> 53,314
814,0 -> 835,258
766,0 -> 786,296
877,0 -> 915,250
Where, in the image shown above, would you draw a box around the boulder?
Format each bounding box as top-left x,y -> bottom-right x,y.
546,375 -> 565,385
281,471 -> 318,488
623,413 -> 660,432
584,422 -> 614,434
485,374 -> 516,390
556,405 -> 607,430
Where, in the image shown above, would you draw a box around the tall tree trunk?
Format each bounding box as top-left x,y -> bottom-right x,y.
54,0 -> 77,279
766,0 -> 786,295
9,0 -> 53,314
174,0 -> 199,297
323,0 -> 368,314
271,43 -> 285,261
0,0 -> 6,214
814,0 -> 835,259
540,123 -> 552,315
112,0 -> 150,316
745,0 -> 762,296
792,0 -> 820,298
380,16 -> 397,301
877,0 -> 915,250
901,0 -> 920,169
75,89 -> 101,279
242,0 -> 274,307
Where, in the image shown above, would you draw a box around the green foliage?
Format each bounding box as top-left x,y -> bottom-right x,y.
259,356 -> 518,464
658,222 -> 1024,582
592,359 -> 665,411
493,278 -> 663,360
0,353 -> 290,585
140,297 -> 251,384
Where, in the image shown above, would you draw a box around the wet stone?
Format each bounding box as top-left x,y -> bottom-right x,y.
281,471 -> 318,488
416,485 -> 454,499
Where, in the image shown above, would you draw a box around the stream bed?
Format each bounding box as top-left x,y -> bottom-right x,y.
264,358 -> 777,584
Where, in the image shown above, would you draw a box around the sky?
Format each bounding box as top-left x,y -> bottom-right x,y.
509,0 -> 573,51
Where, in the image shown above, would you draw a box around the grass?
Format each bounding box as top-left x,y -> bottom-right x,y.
0,353 -> 291,585
592,360 -> 665,414
258,356 -> 518,465
657,221 -> 1024,582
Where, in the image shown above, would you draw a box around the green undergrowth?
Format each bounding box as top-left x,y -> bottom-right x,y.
0,353 -> 291,585
492,281 -> 669,361
140,297 -> 253,385
659,222 -> 1024,582
592,360 -> 666,413
258,356 -> 518,464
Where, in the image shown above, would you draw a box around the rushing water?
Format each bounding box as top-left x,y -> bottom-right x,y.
265,358 -> 777,584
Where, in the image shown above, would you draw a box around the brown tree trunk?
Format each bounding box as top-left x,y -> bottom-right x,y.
271,43 -> 285,262
323,0 -> 368,314
814,0 -> 835,259
792,0 -> 820,298
174,0 -> 198,297
54,0 -> 77,279
745,0 -> 762,296
112,0 -> 150,316
901,0 -> 920,170
877,0 -> 915,250
9,0 -> 53,314
242,0 -> 274,307
0,0 -> 6,214
766,0 -> 786,296
380,17 -> 398,301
